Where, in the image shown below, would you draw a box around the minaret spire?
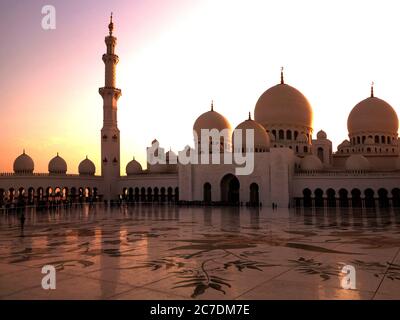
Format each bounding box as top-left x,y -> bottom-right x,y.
280,67 -> 285,84
108,12 -> 114,36
371,81 -> 374,98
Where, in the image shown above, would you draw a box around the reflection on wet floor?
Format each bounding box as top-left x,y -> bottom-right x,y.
0,204 -> 400,300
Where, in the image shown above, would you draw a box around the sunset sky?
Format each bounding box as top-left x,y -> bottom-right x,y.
0,0 -> 399,174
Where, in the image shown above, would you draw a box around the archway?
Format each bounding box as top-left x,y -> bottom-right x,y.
36,187 -> 43,201
78,187 -> 84,202
135,187 -> 140,202
220,174 -> 240,205
167,187 -> 173,202
93,188 -> 98,201
17,187 -> 25,204
326,188 -> 336,207
147,187 -> 152,202
203,183 -> 212,204
314,188 -> 324,207
351,189 -> 362,208
140,187 -> 146,202
303,188 -> 312,207
62,187 -> 68,201
317,147 -> 324,163
364,189 -> 375,208
154,187 -> 159,202
28,187 -> 35,204
249,183 -> 259,206
0,189 -> 4,206
70,187 -> 77,202
378,188 -> 389,208
392,188 -> 400,207
128,187 -> 133,201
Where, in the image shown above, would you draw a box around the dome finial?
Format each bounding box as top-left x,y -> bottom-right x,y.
371,81 -> 374,98
86,155 -> 88,159
57,152 -> 59,157
280,66 -> 284,84
211,100 -> 214,111
108,12 -> 114,36
133,155 -> 135,160
248,111 -> 251,120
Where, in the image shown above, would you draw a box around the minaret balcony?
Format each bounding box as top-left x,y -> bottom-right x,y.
102,54 -> 119,64
99,87 -> 121,99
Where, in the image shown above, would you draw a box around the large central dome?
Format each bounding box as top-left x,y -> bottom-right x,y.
254,83 -> 313,129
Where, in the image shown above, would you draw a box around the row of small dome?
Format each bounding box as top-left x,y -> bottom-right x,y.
13,150 -> 147,176
192,74 -> 399,139
13,151 -> 96,175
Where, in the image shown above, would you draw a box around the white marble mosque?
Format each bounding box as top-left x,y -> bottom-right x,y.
0,16 -> 399,210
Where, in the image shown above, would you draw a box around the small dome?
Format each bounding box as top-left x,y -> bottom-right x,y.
345,154 -> 370,171
365,137 -> 375,145
48,153 -> 67,174
13,150 -> 34,174
338,139 -> 351,148
347,96 -> 399,135
296,133 -> 309,143
79,157 -> 95,175
300,155 -> 323,171
126,158 -> 142,175
233,115 -> 270,152
254,83 -> 313,129
316,130 -> 327,140
193,104 -> 232,136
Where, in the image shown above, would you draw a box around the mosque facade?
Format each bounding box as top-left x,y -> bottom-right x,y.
1,17 -> 399,209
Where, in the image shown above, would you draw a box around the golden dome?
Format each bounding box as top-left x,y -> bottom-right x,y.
316,130 -> 327,139
345,154 -> 370,171
48,153 -> 67,174
126,158 -> 142,175
193,105 -> 231,136
233,114 -> 270,152
13,150 -> 34,174
300,155 -> 323,171
338,139 -> 351,148
254,83 -> 313,129
79,157 -> 96,176
347,96 -> 399,135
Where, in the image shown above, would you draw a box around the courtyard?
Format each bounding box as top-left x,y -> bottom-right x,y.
0,204 -> 399,300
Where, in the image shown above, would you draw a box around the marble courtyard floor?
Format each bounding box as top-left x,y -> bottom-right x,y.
0,204 -> 400,300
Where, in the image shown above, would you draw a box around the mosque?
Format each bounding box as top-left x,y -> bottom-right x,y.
0,16 -> 399,209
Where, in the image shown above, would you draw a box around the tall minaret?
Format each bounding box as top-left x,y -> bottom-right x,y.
99,13 -> 121,201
